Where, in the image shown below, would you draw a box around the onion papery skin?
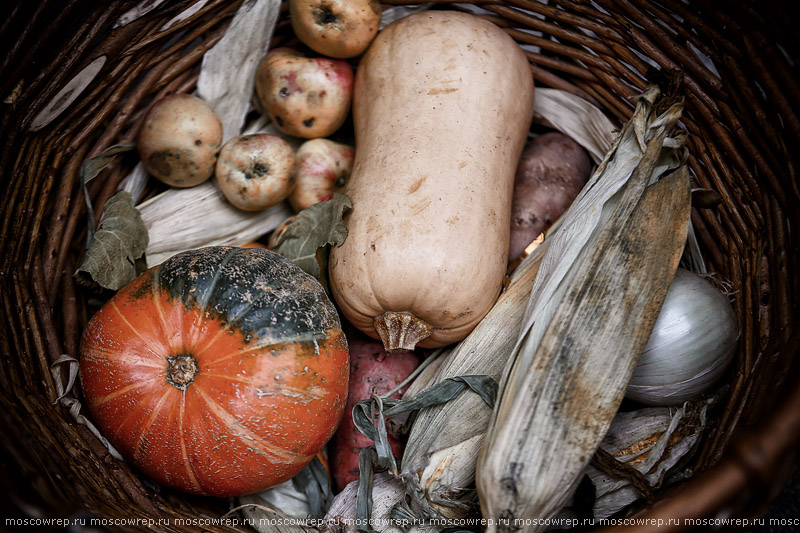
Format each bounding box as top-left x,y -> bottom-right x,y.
79,247 -> 349,497
626,268 -> 738,406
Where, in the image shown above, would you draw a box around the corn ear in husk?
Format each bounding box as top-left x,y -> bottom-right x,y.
477,83 -> 691,530
554,394 -> 717,524
322,473 -> 408,533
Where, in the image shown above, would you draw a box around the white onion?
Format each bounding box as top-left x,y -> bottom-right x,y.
626,268 -> 739,406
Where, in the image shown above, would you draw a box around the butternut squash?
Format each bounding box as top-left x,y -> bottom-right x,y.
329,11 -> 535,351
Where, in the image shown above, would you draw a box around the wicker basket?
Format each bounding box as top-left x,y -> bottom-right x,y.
1,0 -> 798,530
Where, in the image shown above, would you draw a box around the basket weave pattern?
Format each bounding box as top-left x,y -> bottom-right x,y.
1,0 -> 798,529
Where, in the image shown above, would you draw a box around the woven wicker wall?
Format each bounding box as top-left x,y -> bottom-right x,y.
1,1 -> 798,530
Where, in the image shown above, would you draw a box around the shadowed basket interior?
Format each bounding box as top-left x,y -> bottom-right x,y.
1,0 -> 798,530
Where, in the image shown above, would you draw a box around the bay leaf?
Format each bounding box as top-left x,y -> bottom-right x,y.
79,142 -> 138,247
292,456 -> 334,519
76,191 -> 148,291
270,193 -> 352,287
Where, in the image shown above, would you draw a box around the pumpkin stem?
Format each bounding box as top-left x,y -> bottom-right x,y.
374,311 -> 432,352
167,355 -> 198,390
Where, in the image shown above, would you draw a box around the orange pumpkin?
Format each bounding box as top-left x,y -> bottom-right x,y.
240,241 -> 268,249
79,246 -> 349,497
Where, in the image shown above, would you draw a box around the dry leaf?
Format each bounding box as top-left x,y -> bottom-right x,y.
76,191 -> 148,290
270,193 -> 352,288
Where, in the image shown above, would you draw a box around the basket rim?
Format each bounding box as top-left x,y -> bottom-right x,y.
1,0 -> 799,528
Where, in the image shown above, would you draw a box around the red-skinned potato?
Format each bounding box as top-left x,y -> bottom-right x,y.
289,0 -> 381,59
290,138 -> 355,212
329,329 -> 420,492
508,132 -> 592,262
137,93 -> 222,188
255,48 -> 353,139
216,134 -> 296,212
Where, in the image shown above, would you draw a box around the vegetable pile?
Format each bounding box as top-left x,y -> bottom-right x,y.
73,1 -> 740,531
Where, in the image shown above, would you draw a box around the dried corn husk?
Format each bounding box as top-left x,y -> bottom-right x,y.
394,89 -> 617,521
477,82 -> 690,530
353,376 -> 499,530
240,480 -> 313,523
532,88 -> 618,165
137,182 -> 291,267
196,0 -> 281,141
386,349 -> 448,439
133,118 -> 298,268
322,473 -> 408,533
555,395 -> 716,524
234,455 -> 332,532
227,501 -> 313,533
319,351 -> 447,533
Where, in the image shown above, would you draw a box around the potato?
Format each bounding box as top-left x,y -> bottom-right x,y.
328,329 -> 420,492
136,93 -> 222,188
215,134 -> 296,211
508,132 -> 592,261
255,48 -> 353,139
289,0 -> 381,59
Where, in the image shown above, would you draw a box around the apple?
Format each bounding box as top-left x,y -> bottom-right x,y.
215,134 -> 296,211
137,93 -> 222,188
289,138 -> 355,212
289,0 -> 382,59
255,47 -> 353,139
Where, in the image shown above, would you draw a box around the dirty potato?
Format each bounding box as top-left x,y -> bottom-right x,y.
136,93 -> 222,188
